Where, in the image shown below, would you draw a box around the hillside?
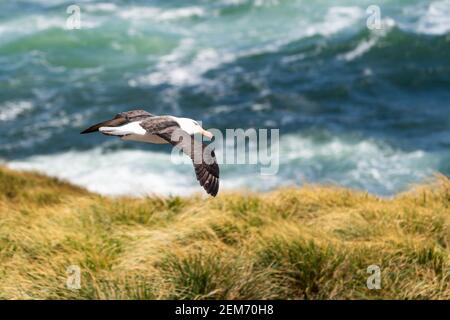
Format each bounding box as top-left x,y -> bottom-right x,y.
0,166 -> 448,299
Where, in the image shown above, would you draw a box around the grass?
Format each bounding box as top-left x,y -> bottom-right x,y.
0,166 -> 449,299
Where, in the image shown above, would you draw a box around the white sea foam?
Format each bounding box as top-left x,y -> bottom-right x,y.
129,5 -> 364,88
278,135 -> 437,193
313,6 -> 364,37
6,134 -> 438,196
339,37 -> 378,62
401,0 -> 450,35
129,43 -> 235,87
8,148 -> 197,196
84,3 -> 118,13
0,14 -> 100,40
0,101 -> 33,121
338,17 -> 395,62
118,6 -> 205,21
0,16 -> 62,39
416,0 -> 450,35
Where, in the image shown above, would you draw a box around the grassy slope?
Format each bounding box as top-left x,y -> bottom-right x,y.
0,166 -> 449,300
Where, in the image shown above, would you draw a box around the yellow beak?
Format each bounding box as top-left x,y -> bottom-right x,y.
201,128 -> 214,139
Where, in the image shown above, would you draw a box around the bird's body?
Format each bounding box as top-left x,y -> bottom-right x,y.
100,119 -> 169,144
81,110 -> 219,196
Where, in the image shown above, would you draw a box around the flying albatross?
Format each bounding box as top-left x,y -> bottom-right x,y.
80,110 -> 219,196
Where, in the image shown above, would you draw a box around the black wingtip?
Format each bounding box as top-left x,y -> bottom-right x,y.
80,116 -> 128,135
211,178 -> 219,197
207,177 -> 219,197
80,123 -> 102,134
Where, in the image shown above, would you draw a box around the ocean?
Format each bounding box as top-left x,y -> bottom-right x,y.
1,0 -> 449,196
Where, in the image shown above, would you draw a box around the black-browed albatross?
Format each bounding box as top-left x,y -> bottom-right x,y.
80,110 -> 219,196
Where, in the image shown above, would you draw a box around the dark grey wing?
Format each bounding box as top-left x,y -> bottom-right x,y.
192,145 -> 219,197
139,116 -> 179,133
80,109 -> 154,134
171,133 -> 219,197
140,118 -> 220,197
118,109 -> 155,122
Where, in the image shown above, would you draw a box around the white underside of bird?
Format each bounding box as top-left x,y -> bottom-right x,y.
99,121 -> 168,144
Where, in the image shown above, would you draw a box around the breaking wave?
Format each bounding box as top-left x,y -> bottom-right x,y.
6,134 -> 441,196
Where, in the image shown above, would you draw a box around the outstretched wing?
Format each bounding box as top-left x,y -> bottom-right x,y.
81,109 -> 154,134
119,110 -> 155,122
140,118 -> 220,197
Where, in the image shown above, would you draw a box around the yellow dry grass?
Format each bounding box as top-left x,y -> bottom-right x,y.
0,166 -> 449,299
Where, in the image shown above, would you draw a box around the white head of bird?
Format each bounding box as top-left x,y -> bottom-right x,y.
174,117 -> 214,139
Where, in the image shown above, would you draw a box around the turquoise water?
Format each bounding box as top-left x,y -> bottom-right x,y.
1,0 -> 449,196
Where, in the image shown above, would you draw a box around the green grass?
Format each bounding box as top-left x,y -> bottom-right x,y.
0,166 -> 448,299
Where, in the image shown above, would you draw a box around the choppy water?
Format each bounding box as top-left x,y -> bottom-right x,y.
1,0 -> 449,196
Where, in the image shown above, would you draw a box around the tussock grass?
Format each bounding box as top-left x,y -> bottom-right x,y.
0,166 -> 448,299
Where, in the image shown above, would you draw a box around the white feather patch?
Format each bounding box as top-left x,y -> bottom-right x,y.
99,121 -> 146,136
